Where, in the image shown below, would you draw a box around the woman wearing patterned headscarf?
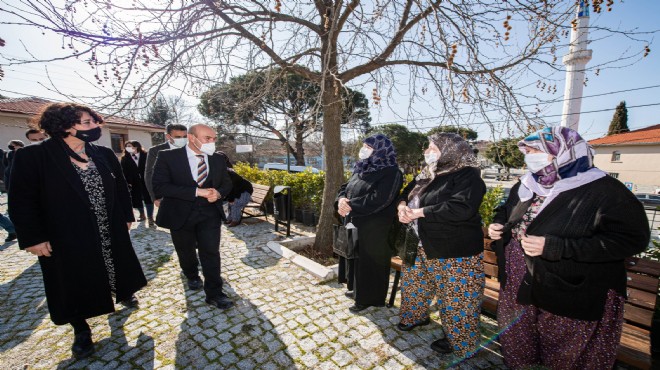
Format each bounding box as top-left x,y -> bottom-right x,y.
335,134 -> 403,313
488,126 -> 649,369
396,132 -> 486,359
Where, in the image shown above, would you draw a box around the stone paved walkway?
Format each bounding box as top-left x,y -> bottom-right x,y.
0,198 -> 509,369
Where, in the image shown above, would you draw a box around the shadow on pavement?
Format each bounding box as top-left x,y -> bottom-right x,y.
174,278 -> 295,368
0,262 -> 49,352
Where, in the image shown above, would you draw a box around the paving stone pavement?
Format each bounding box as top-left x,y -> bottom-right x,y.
0,198 -> 509,369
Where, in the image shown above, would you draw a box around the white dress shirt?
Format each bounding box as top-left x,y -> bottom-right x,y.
131,152 -> 140,165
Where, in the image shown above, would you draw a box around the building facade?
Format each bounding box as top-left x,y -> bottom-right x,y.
589,124 -> 660,193
0,97 -> 162,154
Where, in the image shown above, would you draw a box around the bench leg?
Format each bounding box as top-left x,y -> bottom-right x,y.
387,270 -> 401,308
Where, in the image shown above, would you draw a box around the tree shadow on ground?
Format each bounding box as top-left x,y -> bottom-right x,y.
56,306 -> 155,370
0,262 -> 49,353
223,219 -> 286,270
174,278 -> 295,368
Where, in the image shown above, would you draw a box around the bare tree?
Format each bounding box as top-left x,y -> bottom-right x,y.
1,1 -> 654,253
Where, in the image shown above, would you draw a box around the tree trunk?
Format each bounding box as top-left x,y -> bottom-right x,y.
294,123 -> 305,166
313,86 -> 343,255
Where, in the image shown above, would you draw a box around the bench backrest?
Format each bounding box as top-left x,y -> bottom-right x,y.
250,183 -> 271,205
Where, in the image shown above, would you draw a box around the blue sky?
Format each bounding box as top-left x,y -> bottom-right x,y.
1,1 -> 658,141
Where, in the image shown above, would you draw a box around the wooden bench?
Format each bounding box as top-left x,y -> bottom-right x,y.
241,183 -> 271,220
482,239 -> 660,369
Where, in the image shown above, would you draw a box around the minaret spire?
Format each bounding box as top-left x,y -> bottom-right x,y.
560,1 -> 593,131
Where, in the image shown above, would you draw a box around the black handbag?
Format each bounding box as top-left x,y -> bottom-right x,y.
333,219 -> 358,259
395,223 -> 419,266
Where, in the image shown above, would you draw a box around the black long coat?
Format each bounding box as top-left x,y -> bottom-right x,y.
8,138 -> 147,325
120,151 -> 152,208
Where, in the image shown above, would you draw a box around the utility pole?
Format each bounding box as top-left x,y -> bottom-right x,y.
560,1 -> 593,131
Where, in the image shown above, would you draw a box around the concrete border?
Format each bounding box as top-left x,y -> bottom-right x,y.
266,237 -> 338,282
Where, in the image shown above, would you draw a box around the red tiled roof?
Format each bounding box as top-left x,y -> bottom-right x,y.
589,124 -> 660,146
0,97 -> 162,130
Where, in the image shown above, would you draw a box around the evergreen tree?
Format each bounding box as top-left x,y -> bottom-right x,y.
144,96 -> 173,127
607,101 -> 629,135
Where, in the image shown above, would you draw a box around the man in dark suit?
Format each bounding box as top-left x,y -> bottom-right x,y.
152,124 -> 234,310
145,123 -> 188,207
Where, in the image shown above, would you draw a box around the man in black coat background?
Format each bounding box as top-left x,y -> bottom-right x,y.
145,123 -> 188,207
152,123 -> 234,310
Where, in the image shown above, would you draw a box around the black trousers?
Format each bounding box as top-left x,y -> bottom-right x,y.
170,203 -> 224,298
354,215 -> 394,306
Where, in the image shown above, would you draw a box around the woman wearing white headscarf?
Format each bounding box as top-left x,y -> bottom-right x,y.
488,126 -> 649,369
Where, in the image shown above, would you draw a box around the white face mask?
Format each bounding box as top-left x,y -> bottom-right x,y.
125,147 -> 135,153
171,137 -> 188,148
29,140 -> 41,146
424,152 -> 438,165
193,137 -> 216,156
525,152 -> 553,172
358,147 -> 373,160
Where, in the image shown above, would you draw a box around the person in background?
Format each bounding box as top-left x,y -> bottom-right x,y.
0,213 -> 16,242
220,155 -> 253,228
488,126 -> 649,369
3,140 -> 24,191
8,102 -> 146,359
120,140 -> 154,226
336,134 -> 403,313
397,133 -> 486,359
145,123 -> 188,207
152,124 -> 234,310
25,128 -> 48,144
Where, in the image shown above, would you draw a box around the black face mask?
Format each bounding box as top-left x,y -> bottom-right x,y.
74,127 -> 102,142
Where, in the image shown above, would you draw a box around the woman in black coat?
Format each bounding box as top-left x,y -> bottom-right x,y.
120,140 -> 154,225
487,127 -> 649,369
8,103 -> 147,360
336,134 -> 403,313
397,133 -> 486,359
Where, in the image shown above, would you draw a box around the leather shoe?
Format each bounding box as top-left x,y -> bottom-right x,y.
187,278 -> 203,291
206,295 -> 233,310
344,291 -> 354,299
120,295 -> 139,308
4,233 -> 17,242
71,331 -> 94,359
227,221 -> 240,227
397,317 -> 431,331
430,337 -> 453,354
349,304 -> 383,313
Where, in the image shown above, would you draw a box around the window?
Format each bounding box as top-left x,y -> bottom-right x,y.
608,172 -> 619,179
611,151 -> 621,162
110,133 -> 128,154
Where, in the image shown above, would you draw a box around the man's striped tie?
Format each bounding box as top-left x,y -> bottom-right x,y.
196,155 -> 208,187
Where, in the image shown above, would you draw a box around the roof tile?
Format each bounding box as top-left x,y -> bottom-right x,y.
589,124 -> 660,146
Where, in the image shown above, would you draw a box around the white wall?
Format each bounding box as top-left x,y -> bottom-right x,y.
593,144 -> 660,192
129,129 -> 155,149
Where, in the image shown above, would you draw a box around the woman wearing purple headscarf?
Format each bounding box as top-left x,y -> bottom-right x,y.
396,133 -> 486,359
336,134 -> 403,313
488,126 -> 649,369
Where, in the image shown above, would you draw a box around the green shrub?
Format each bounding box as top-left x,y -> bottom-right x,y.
479,186 -> 504,226
233,162 -> 326,212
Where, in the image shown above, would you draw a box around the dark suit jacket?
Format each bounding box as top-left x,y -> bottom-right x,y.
152,147 -> 232,230
121,151 -> 149,206
8,138 -> 146,324
145,141 -> 171,201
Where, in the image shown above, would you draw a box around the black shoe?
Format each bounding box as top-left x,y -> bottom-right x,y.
205,295 -> 233,310
187,278 -> 203,291
348,303 -> 371,313
71,331 -> 94,359
344,291 -> 354,299
4,233 -> 17,242
430,337 -> 453,354
120,295 -> 139,308
397,317 -> 431,331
